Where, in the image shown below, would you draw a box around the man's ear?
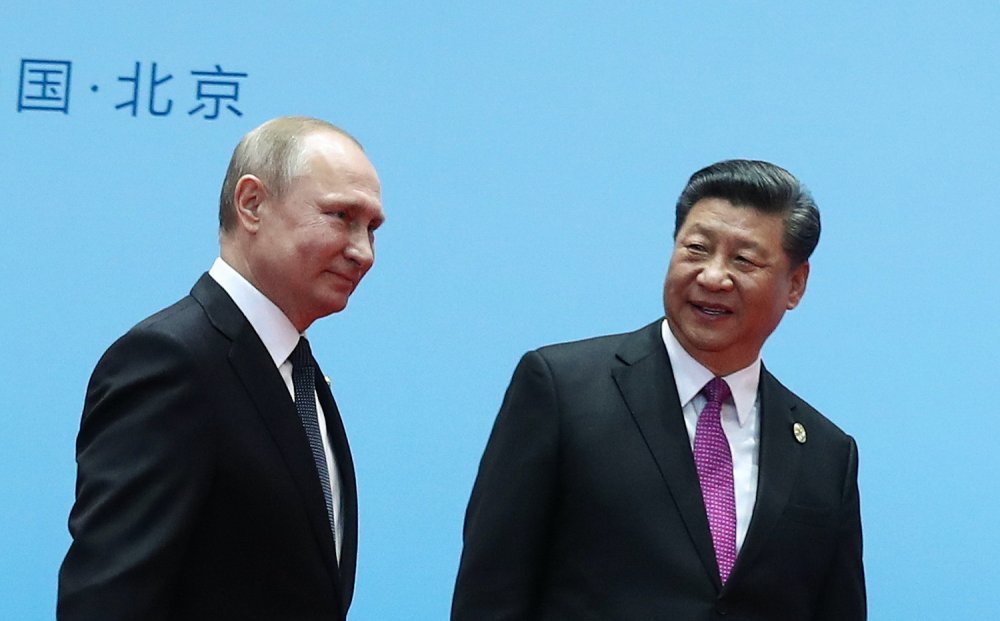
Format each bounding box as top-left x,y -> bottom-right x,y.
232,175 -> 267,233
786,261 -> 810,310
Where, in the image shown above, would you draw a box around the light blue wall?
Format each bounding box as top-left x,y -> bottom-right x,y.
3,2 -> 998,618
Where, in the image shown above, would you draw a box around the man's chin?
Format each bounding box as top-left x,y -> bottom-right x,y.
675,327 -> 735,358
326,299 -> 350,315
310,295 -> 351,320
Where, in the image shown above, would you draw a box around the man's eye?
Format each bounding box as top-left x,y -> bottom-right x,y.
687,243 -> 707,253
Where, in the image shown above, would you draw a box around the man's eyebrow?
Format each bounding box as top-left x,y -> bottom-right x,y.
333,197 -> 386,226
318,193 -> 382,210
684,222 -> 770,252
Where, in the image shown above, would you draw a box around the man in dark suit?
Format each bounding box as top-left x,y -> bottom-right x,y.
453,160 -> 865,620
58,116 -> 385,620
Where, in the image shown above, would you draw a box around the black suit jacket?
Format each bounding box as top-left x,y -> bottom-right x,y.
453,320 -> 865,620
59,274 -> 358,621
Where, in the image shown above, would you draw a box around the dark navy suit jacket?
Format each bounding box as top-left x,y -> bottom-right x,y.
59,274 -> 358,621
453,320 -> 865,620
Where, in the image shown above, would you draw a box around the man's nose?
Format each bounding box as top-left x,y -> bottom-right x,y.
696,256 -> 733,290
345,227 -> 374,269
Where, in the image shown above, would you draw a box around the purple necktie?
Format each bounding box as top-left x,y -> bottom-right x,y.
694,377 -> 737,583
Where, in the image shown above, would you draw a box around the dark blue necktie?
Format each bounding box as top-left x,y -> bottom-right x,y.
290,337 -> 337,541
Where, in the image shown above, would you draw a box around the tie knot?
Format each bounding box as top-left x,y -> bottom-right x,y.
703,377 -> 731,405
290,337 -> 313,368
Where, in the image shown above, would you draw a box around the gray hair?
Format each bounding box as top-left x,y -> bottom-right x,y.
218,116 -> 362,232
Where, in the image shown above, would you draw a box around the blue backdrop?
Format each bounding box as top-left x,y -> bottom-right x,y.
3,2 -> 998,618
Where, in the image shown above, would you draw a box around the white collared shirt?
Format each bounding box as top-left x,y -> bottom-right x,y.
209,257 -> 344,559
661,319 -> 760,554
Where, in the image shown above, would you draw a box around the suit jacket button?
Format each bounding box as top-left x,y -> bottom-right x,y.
715,601 -> 729,616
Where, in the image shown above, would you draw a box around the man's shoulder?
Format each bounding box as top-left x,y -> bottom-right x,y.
92,295 -> 203,371
131,294 -> 201,332
761,369 -> 854,442
95,277 -> 234,372
537,320 -> 654,351
119,293 -> 211,346
529,320 -> 661,367
116,274 -> 237,345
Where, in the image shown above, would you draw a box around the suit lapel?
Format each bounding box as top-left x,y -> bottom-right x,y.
190,275 -> 344,598
611,321 -> 723,589
315,366 -> 358,611
729,366 -> 801,580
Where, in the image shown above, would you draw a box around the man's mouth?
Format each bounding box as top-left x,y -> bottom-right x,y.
329,271 -> 358,289
692,302 -> 732,317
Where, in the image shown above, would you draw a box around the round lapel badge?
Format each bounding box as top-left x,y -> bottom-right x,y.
792,422 -> 807,444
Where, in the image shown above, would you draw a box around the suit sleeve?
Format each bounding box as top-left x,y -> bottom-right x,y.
57,329 -> 215,621
814,436 -> 867,621
452,351 -> 560,620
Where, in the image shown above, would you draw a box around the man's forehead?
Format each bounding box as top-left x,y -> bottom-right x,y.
300,131 -> 361,163
297,135 -> 377,179
683,209 -> 782,230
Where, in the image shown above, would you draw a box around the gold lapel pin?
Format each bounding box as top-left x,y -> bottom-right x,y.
324,375 -> 332,387
792,422 -> 807,444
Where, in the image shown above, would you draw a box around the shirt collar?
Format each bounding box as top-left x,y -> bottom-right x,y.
660,318 -> 761,427
208,257 -> 302,367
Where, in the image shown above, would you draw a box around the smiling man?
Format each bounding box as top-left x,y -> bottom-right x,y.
453,160 -> 865,620
59,117 -> 384,621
